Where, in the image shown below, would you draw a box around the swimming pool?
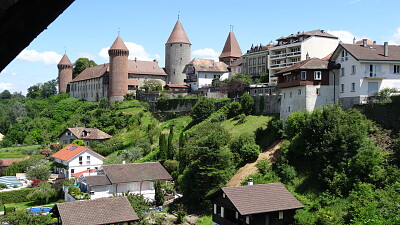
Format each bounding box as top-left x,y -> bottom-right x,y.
27,207 -> 52,214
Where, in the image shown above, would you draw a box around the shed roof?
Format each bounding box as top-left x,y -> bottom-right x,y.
221,183 -> 303,215
54,196 -> 138,225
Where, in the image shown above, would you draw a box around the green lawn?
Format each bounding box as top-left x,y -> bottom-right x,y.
196,215 -> 212,225
221,115 -> 274,138
0,145 -> 41,158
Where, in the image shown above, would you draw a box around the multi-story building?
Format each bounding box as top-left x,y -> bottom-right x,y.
183,58 -> 229,91
330,40 -> 400,108
242,43 -> 273,78
269,29 -> 339,84
276,57 -> 338,120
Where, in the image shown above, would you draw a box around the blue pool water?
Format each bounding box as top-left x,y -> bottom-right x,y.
27,207 -> 51,214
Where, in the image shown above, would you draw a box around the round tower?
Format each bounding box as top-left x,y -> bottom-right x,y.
165,19 -> 191,85
57,54 -> 73,93
108,36 -> 129,103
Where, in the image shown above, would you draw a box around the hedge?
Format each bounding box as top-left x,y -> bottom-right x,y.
4,203 -> 16,215
0,188 -> 35,204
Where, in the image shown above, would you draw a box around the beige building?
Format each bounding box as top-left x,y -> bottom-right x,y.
269,29 -> 340,84
242,43 -> 273,78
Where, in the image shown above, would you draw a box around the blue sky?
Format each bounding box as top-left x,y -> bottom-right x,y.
1,0 -> 400,94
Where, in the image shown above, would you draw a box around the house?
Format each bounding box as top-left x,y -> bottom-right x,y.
242,42 -> 273,78
276,57 -> 338,120
209,182 -> 303,225
330,40 -> 400,108
184,58 -> 229,91
52,196 -> 139,225
76,162 -> 172,201
269,29 -> 339,84
51,144 -> 105,179
59,127 -> 112,146
229,58 -> 243,77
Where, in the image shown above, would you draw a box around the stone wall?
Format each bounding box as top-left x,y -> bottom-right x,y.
253,95 -> 281,115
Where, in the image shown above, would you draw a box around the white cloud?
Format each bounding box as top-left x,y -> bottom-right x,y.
388,27 -> 400,45
0,82 -> 13,91
327,30 -> 367,44
78,52 -> 96,60
16,49 -> 62,65
98,42 -> 159,61
192,48 -> 220,61
0,69 -> 17,76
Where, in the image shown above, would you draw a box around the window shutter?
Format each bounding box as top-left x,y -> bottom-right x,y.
390,65 -> 394,74
376,65 -> 382,73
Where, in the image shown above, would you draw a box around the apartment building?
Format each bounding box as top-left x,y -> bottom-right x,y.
330,39 -> 400,108
269,29 -> 339,84
242,43 -> 273,78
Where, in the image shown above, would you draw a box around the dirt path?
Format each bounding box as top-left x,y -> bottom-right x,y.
226,140 -> 282,187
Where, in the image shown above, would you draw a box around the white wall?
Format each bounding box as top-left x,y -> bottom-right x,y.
301,36 -> 340,60
189,71 -> 229,91
66,150 -> 104,179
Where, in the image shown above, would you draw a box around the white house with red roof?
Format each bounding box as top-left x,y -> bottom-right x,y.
51,144 -> 105,179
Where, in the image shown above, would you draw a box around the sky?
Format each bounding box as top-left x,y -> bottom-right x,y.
1,0 -> 400,94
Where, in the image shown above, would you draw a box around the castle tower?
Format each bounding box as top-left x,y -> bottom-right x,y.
165,19 -> 191,85
57,54 -> 73,93
219,32 -> 242,66
108,36 -> 129,103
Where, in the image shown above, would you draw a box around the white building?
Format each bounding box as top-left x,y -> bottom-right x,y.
51,144 -> 105,179
184,58 -> 229,91
276,58 -> 338,120
330,40 -> 400,108
269,29 -> 339,84
76,162 -> 172,202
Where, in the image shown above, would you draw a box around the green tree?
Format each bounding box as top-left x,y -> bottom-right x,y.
0,210 -> 52,225
190,97 -> 215,123
26,164 -> 50,181
73,58 -> 97,78
227,102 -> 242,118
155,180 -> 164,206
0,90 -> 11,99
71,139 -> 85,146
158,133 -> 167,161
41,79 -> 57,98
27,182 -> 56,204
240,92 -> 254,115
167,126 -> 174,159
27,84 -> 42,99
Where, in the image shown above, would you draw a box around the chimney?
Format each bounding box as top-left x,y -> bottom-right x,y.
306,52 -> 310,60
353,37 -> 356,44
122,160 -> 126,164
248,178 -> 253,186
373,41 -> 376,45
384,42 -> 389,57
362,39 -> 367,47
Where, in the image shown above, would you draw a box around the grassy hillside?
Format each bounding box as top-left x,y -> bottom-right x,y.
220,115 -> 273,138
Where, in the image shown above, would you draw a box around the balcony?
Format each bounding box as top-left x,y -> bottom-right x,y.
287,51 -> 301,57
270,53 -> 287,59
270,63 -> 286,68
184,77 -> 198,82
363,71 -> 386,79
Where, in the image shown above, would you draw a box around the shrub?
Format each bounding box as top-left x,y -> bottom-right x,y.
240,144 -> 260,164
0,183 -> 7,189
227,102 -> 242,119
176,210 -> 186,224
4,204 -> 15,215
190,97 -> 215,123
240,92 -> 254,115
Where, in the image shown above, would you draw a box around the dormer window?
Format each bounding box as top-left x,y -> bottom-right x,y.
82,131 -> 89,137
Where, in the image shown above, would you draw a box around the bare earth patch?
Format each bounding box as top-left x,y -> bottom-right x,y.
226,140 -> 282,187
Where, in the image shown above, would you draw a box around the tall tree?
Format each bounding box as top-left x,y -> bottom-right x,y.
154,180 -> 164,206
0,90 -> 11,99
240,92 -> 254,115
27,182 -> 56,204
73,58 -> 97,78
158,133 -> 167,161
167,126 -> 174,159
26,163 -> 50,181
190,97 -> 215,123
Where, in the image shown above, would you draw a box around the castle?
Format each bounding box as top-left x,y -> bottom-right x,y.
58,19 -> 193,102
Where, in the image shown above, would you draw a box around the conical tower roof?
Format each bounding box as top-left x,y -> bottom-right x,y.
58,54 -> 72,65
166,19 -> 190,44
109,36 -> 128,50
219,32 -> 242,58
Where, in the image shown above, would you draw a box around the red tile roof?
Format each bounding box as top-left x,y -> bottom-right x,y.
219,32 -> 242,59
51,144 -> 105,162
58,54 -> 72,65
166,19 -> 190,44
109,36 -> 128,50
165,84 -> 188,88
277,58 -> 328,74
221,183 -> 304,215
71,169 -> 97,178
